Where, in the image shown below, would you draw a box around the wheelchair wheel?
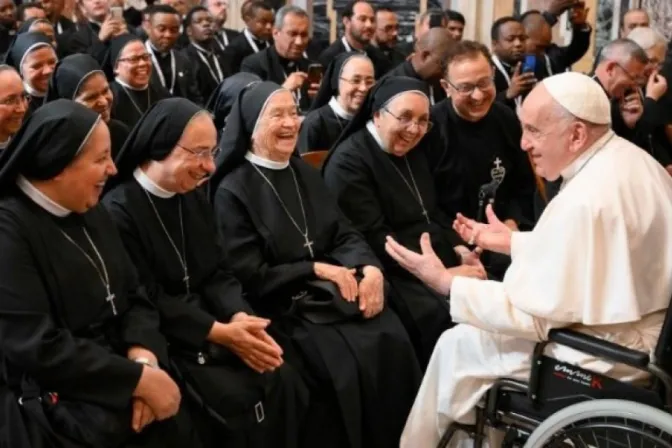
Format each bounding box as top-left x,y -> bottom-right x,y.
523,399 -> 672,447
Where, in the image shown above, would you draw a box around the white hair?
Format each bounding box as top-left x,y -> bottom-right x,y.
626,27 -> 667,51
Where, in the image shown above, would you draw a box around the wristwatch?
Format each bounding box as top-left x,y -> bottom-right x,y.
132,357 -> 158,369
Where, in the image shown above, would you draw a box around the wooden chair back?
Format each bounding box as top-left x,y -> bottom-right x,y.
301,150 -> 329,169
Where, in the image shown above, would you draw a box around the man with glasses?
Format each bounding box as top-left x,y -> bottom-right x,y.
428,40 -> 536,279
0,66 -> 27,150
374,7 -> 405,68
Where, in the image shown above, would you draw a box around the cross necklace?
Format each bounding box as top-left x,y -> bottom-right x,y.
143,190 -> 191,294
250,162 -> 314,258
387,156 -> 431,224
59,227 -> 117,315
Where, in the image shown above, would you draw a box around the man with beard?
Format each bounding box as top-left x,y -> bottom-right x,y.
521,2 -> 591,81
0,66 -> 27,150
318,0 -> 390,78
383,27 -> 452,106
224,1 -> 273,73
241,5 -> 318,112
202,0 -> 239,52
491,16 -> 535,111
428,40 -> 536,277
0,0 -> 16,56
374,7 -> 405,69
182,6 -> 230,103
146,5 -> 203,104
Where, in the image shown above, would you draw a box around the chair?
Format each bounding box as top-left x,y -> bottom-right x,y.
301,150 -> 329,169
437,303 -> 672,447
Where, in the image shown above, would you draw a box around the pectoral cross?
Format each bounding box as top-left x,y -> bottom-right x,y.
494,158 -> 502,169
303,236 -> 315,258
183,270 -> 191,295
105,285 -> 117,316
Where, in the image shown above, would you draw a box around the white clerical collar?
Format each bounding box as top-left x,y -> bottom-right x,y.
24,81 -> 45,98
366,120 -> 387,152
134,167 -> 175,198
191,42 -> 212,55
115,77 -> 148,91
245,151 -> 289,170
560,130 -> 615,183
16,175 -> 71,217
149,41 -> 170,57
329,97 -> 354,120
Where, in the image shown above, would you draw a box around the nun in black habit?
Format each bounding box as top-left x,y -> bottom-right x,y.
46,53 -> 130,159
297,52 -> 375,154
206,71 -> 262,138
211,81 -> 421,448
322,76 -> 486,367
0,100 -> 204,448
4,32 -> 58,118
102,97 -> 309,448
101,34 -> 169,129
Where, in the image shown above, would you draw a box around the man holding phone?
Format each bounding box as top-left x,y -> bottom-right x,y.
240,5 -> 320,112
70,0 -> 127,57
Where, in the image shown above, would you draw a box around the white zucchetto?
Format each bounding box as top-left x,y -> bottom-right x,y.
542,72 -> 612,125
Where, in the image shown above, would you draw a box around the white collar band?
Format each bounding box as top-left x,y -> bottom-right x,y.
134,167 -> 176,198
329,97 -> 354,120
245,151 -> 289,170
17,175 -> 71,217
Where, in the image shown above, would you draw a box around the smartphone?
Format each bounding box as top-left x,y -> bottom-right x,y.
428,13 -> 444,29
521,54 -> 536,74
110,6 -> 124,20
306,64 -> 323,85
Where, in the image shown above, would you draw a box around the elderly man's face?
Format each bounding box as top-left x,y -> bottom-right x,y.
520,86 -> 577,181
601,58 -> 648,98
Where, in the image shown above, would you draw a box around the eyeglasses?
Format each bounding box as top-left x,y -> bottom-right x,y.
118,53 -> 151,65
340,76 -> 375,88
613,61 -> 647,85
383,108 -> 433,131
178,144 -> 220,159
0,92 -> 29,107
446,76 -> 495,96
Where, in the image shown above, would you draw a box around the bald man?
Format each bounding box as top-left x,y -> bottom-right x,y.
390,72 -> 672,447
384,27 -> 453,105
521,4 -> 591,81
620,8 -> 650,38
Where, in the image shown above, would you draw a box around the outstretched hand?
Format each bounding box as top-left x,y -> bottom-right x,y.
453,204 -> 513,255
385,233 -> 453,295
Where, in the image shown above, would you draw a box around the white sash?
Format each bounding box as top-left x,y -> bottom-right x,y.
192,43 -> 224,84
146,41 -> 176,94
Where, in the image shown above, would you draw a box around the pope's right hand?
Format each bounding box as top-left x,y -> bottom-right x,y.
453,204 -> 513,255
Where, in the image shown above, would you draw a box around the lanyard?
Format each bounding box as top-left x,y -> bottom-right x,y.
543,53 -> 553,76
282,65 -> 301,104
146,41 -> 176,94
428,85 -> 435,106
492,55 -> 522,110
56,21 -> 63,35
214,31 -> 229,52
244,28 -> 266,53
192,44 -> 224,84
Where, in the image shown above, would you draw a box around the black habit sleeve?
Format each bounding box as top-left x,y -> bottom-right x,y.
215,186 -> 315,299
0,212 -> 143,409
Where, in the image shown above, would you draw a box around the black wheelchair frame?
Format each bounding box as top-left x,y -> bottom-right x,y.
438,304 -> 672,447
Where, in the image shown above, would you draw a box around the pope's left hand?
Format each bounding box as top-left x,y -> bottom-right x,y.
385,233 -> 452,295
357,266 -> 384,319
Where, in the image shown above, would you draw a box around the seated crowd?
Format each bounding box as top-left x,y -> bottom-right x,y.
0,0 -> 672,447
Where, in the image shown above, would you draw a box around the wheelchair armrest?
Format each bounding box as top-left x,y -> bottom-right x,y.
548,328 -> 650,369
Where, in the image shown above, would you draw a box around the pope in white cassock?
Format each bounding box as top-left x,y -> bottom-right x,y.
385,71 -> 672,447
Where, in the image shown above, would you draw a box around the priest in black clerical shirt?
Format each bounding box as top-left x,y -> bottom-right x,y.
383,27 -> 452,106
202,0 -> 240,53
182,6 -> 230,104
491,16 -> 536,111
318,0 -> 391,78
373,7 -> 406,69
241,5 -> 318,113
103,98 -> 308,448
211,81 -> 421,448
0,100 -> 204,447
430,41 -> 536,275
323,76 -> 487,367
223,0 -> 273,73
145,5 -> 203,105
68,0 -> 126,58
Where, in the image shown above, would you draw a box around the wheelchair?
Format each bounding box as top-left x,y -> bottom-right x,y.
438,305 -> 672,447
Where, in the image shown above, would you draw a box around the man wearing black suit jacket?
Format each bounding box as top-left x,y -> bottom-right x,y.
69,0 -> 127,58
223,0 -> 272,73
241,5 -> 318,112
39,0 -> 77,56
201,0 -> 238,52
318,0 -> 390,78
146,4 -> 203,104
